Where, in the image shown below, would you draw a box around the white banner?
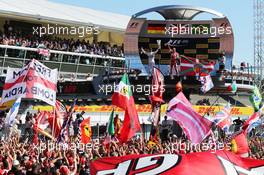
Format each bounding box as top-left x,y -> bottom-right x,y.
1,82 -> 27,103
1,59 -> 58,106
29,60 -> 57,84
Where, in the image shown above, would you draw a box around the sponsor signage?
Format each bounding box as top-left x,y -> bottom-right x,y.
33,105 -> 256,116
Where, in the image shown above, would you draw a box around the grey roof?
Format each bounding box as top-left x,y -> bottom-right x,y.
133,5 -> 225,20
0,0 -> 130,31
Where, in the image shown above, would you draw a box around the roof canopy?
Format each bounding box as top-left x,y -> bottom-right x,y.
0,0 -> 130,32
133,5 -> 225,20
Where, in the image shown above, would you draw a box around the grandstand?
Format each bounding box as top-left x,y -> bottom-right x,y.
0,0 -> 129,81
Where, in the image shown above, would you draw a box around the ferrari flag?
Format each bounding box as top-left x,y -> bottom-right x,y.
80,117 -> 92,144
112,73 -> 141,143
90,151 -> 264,175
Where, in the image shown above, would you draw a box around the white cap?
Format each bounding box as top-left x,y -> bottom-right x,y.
13,160 -> 20,166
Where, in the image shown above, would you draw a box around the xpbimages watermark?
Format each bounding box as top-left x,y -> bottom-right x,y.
165,24 -> 232,37
98,83 -> 165,96
33,140 -> 100,153
32,24 -> 100,37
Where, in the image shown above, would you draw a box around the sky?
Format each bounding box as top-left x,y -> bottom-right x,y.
51,0 -> 253,65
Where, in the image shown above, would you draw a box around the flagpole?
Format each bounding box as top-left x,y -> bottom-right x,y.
97,111 -> 100,140
97,123 -> 100,140
52,106 -> 55,139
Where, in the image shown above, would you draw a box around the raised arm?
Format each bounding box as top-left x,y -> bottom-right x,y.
63,150 -> 70,166
165,43 -> 172,52
168,44 -> 172,52
153,46 -> 160,54
141,47 -> 147,55
71,150 -> 78,175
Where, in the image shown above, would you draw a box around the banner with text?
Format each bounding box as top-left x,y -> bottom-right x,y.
1,59 -> 58,106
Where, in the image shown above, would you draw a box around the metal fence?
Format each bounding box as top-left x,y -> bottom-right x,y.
0,44 -> 126,80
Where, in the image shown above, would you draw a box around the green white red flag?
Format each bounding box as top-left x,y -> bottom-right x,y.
107,109 -> 115,136
112,73 -> 141,143
112,73 -> 133,109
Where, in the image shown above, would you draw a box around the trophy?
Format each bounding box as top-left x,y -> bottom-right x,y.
157,40 -> 161,48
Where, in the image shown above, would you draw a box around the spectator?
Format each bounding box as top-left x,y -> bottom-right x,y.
24,112 -> 34,141
70,73 -> 75,82
114,114 -> 121,137
0,31 -> 124,59
86,73 -> 92,81
161,116 -> 171,142
233,117 -> 244,132
219,51 -> 226,72
240,62 -> 246,71
3,21 -> 10,36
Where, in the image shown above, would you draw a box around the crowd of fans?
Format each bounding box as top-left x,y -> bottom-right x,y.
249,137 -> 264,159
0,21 -> 124,59
0,110 -> 263,175
0,132 -> 263,175
0,21 -> 125,81
0,34 -> 124,58
222,70 -> 254,81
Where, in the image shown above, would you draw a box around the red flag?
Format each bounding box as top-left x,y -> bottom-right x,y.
112,74 -> 141,143
180,56 -> 215,76
80,118 -> 92,144
119,103 -> 141,143
150,67 -> 164,127
90,151 -> 264,175
218,117 -> 232,132
242,111 -> 260,132
34,111 -> 54,139
46,100 -> 68,138
35,111 -> 50,131
231,132 -> 249,157
150,66 -> 164,103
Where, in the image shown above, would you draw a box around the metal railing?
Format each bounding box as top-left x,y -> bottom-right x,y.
0,45 -> 126,81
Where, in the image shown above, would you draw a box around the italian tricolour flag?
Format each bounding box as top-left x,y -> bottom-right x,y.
103,109 -> 115,146
112,73 -> 141,143
112,73 -> 133,109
